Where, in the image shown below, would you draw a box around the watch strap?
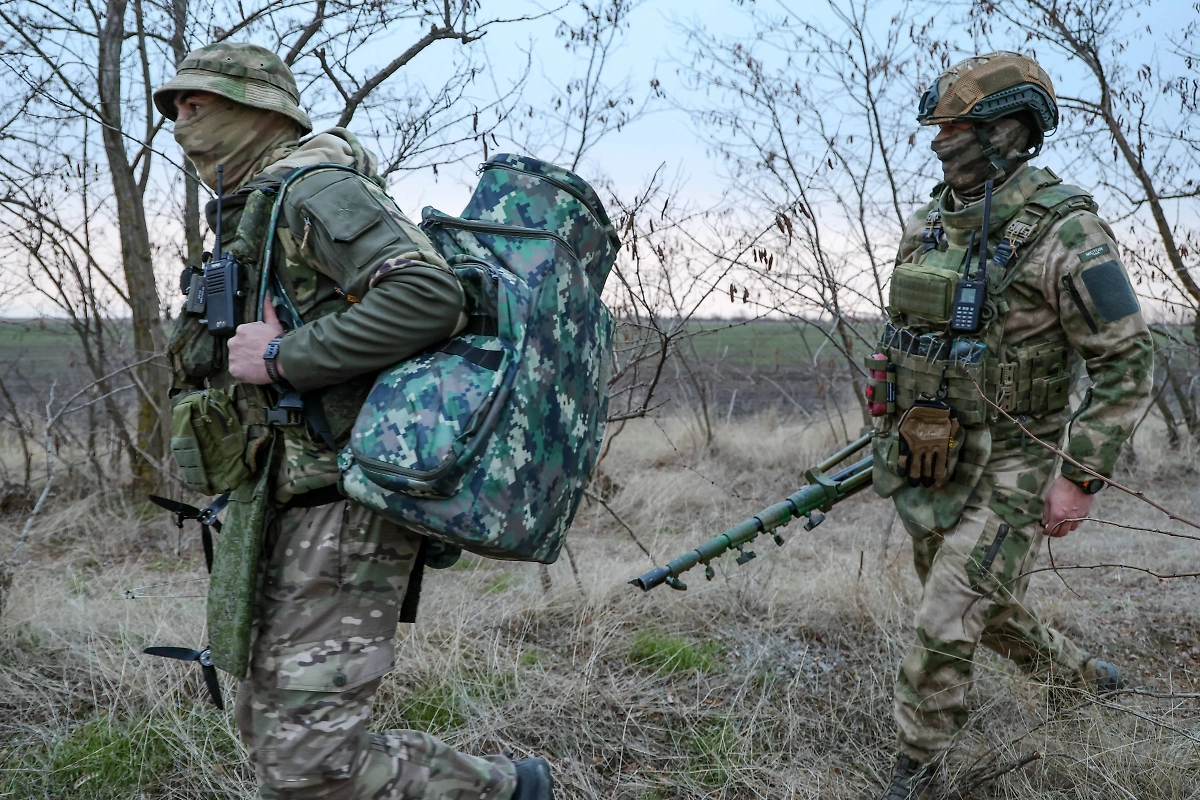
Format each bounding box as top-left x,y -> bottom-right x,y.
263,336 -> 289,387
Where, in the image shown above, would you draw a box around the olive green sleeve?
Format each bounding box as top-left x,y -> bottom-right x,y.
276,265 -> 464,394
1045,211 -> 1154,479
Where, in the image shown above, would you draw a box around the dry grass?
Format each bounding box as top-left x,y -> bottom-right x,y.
2,412 -> 1200,799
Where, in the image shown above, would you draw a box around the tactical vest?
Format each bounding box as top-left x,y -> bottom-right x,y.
875,167 -> 1096,430
166,163 -> 373,474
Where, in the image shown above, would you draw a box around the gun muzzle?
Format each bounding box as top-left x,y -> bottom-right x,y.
630,566 -> 671,591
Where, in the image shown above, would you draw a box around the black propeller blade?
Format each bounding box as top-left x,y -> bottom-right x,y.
148,494 -> 201,519
147,493 -> 229,573
144,646 -> 224,710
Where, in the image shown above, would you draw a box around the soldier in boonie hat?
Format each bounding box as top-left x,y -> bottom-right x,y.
153,41 -> 556,800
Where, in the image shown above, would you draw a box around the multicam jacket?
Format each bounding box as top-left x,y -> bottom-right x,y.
873,163 -> 1153,526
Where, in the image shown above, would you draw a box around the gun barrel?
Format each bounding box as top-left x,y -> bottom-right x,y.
631,446 -> 874,592
814,433 -> 873,473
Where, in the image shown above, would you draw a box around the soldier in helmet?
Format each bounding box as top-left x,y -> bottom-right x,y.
154,43 -> 553,800
868,52 -> 1153,798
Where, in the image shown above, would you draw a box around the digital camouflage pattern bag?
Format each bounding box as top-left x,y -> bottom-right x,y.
339,154 -> 619,563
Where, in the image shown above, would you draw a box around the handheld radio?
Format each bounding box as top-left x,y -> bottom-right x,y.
201,164 -> 241,338
949,179 -> 994,333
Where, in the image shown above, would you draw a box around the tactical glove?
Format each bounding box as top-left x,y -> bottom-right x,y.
896,401 -> 960,488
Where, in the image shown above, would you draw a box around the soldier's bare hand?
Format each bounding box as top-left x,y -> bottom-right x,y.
228,296 -> 285,385
1041,476 -> 1094,537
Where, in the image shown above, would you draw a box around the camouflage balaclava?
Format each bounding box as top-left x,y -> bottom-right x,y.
931,116 -> 1031,202
154,42 -> 312,192
172,96 -> 300,191
917,51 -> 1058,203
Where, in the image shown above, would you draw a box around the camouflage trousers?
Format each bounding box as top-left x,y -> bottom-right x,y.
234,500 -> 517,800
893,450 -> 1086,761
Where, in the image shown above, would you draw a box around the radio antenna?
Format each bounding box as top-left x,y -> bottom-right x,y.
214,164 -> 223,261
977,178 -> 994,279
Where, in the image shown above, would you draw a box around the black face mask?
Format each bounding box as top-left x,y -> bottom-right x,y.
931,117 -> 1031,200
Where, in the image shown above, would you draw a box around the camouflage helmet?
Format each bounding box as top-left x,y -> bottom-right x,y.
917,51 -> 1058,138
154,42 -> 312,133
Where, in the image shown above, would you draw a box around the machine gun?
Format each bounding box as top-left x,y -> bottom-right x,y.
630,433 -> 874,592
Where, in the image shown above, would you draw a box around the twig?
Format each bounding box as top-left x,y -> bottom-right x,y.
584,487 -> 652,559
953,750 -> 1044,795
1020,562 -> 1200,582
7,381 -> 57,567
563,540 -> 583,593
1,381 -> 58,618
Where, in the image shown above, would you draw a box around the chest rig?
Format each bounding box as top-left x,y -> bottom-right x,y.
874,167 -> 1097,430
166,163 -> 370,470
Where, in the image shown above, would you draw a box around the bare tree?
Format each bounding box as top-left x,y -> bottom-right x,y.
680,0 -> 937,424
531,0 -> 660,171
973,0 -> 1200,431
0,0 -> 546,491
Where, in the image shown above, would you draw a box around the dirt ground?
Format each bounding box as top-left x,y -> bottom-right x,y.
1,412 -> 1199,799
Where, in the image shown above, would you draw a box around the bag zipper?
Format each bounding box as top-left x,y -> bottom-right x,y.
482,161 -> 598,214
422,212 -> 579,259
1061,273 -> 1099,334
353,447 -> 460,483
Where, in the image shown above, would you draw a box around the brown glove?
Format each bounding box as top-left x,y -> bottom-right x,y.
896,402 -> 961,488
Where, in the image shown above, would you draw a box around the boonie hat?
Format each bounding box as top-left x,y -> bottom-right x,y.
154,42 -> 312,133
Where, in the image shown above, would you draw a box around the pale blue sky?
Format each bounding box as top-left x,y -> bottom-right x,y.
344,0 -> 1190,222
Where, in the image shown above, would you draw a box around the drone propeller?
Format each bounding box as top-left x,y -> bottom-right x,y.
148,494 -> 201,519
144,646 -> 224,710
147,493 -> 229,572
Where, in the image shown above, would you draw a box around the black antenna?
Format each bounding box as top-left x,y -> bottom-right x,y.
977,178 -> 994,280
962,230 -> 976,278
214,164 -> 223,260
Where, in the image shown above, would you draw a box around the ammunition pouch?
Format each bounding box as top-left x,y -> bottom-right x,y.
885,334 -> 1071,427
986,338 -> 1073,417
170,388 -> 250,496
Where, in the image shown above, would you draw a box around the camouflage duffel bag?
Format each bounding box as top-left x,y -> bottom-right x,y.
339,154 -> 620,563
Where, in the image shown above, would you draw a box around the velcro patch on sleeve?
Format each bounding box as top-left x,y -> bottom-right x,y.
1080,260 -> 1140,323
1077,243 -> 1110,262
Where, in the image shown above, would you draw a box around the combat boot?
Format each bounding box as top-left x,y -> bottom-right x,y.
1049,652 -> 1128,709
1080,655 -> 1126,693
879,753 -> 935,800
512,757 -> 554,800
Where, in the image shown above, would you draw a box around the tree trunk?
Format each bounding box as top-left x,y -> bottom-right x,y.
98,0 -> 167,491
171,0 -> 205,272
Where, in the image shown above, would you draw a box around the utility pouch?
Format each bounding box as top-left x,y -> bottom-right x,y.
889,263 -> 964,327
207,439 -> 274,679
166,311 -> 222,387
170,388 -> 250,496
871,428 -> 909,499
896,399 -> 961,489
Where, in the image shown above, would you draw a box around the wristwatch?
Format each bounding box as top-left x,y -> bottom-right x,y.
263,336 -> 290,388
1068,475 -> 1106,495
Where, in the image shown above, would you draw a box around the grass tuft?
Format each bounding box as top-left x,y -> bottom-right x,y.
627,631 -> 725,675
